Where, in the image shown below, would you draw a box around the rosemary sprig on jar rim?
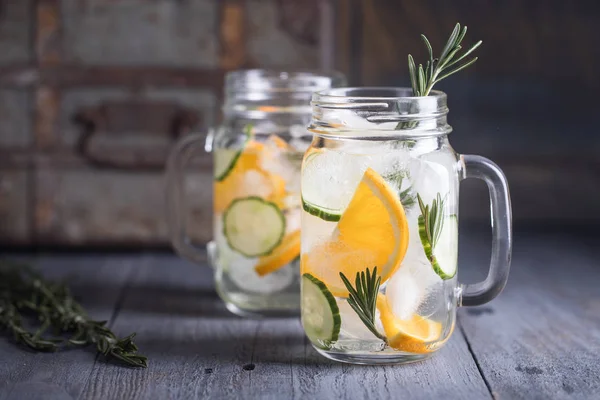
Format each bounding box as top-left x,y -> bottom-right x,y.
408,23 -> 482,97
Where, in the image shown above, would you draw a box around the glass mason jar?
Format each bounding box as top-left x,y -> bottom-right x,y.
167,70 -> 345,317
300,87 -> 512,364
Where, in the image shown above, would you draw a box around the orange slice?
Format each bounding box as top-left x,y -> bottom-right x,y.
377,295 -> 442,353
254,230 -> 301,276
267,134 -> 290,150
301,167 -> 409,296
214,140 -> 286,213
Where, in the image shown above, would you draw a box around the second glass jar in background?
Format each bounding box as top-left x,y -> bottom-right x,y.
167,70 -> 346,317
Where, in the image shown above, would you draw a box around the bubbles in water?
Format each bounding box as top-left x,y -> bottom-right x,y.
338,298 -> 381,341
384,265 -> 423,320
408,147 -> 458,206
227,256 -> 294,294
214,217 -> 294,294
300,211 -> 336,254
259,135 -> 302,193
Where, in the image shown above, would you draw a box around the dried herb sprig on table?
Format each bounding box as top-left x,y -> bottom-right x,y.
0,261 -> 147,368
408,23 -> 482,97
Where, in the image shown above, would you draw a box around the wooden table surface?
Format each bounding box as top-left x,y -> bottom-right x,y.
1,229 -> 599,400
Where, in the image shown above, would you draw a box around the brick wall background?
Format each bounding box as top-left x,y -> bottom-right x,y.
0,0 -> 597,247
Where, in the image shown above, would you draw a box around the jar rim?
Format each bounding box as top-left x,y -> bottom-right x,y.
309,87 -> 451,137
312,87 -> 446,103
226,69 -> 346,94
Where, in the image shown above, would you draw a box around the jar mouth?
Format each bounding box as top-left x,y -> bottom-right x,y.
310,87 -> 451,137
312,87 -> 447,111
226,69 -> 346,95
224,69 -> 346,117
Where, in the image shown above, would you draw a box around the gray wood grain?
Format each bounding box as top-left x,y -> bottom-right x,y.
458,230 -> 600,400
2,230 -> 599,399
0,254 -> 138,400
80,254 -> 490,400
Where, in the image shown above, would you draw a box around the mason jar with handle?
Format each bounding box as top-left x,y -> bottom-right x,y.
166,70 -> 346,317
300,87 -> 512,364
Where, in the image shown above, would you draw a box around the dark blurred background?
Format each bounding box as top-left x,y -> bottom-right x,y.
0,0 -> 598,248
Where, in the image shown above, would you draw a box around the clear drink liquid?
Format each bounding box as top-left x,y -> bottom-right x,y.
212,131 -> 305,316
300,135 -> 460,362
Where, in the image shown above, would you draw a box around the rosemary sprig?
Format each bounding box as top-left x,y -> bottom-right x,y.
339,267 -> 387,342
408,23 -> 482,96
385,171 -> 416,210
417,193 -> 446,251
0,261 -> 147,368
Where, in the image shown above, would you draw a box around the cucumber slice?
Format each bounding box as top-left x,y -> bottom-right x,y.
214,149 -> 243,181
223,197 -> 285,257
301,198 -> 341,222
301,273 -> 341,345
300,149 -> 365,221
214,125 -> 252,181
418,214 -> 458,279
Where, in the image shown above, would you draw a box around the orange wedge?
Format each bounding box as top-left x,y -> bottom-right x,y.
301,167 -> 409,296
254,230 -> 301,276
377,295 -> 442,353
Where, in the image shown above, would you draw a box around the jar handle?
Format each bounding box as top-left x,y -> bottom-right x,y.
165,132 -> 210,265
458,155 -> 513,306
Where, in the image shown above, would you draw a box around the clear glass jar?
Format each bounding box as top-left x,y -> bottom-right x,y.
167,70 -> 345,317
300,87 -> 512,364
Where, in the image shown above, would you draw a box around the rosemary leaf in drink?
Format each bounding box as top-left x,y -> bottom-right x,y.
417,193 -> 447,251
0,260 -> 147,368
339,267 -> 387,342
384,171 -> 416,210
408,23 -> 482,97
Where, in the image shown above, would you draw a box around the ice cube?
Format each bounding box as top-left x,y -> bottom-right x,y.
338,298 -> 383,341
259,136 -> 302,193
408,137 -> 438,158
214,217 -> 294,293
416,276 -> 445,318
384,265 -> 424,320
408,149 -> 458,206
331,109 -> 380,130
300,211 -> 337,253
384,206 -> 445,319
301,149 -> 368,213
228,258 -> 295,294
368,147 -> 411,179
289,124 -> 308,138
284,207 -> 301,234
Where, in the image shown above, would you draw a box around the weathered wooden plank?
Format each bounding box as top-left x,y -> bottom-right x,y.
459,160 -> 600,224
0,255 -> 137,400
2,229 -> 598,399
81,253 -> 489,399
34,0 -> 63,152
250,319 -> 490,399
0,0 -> 33,66
36,0 -> 62,66
458,230 -> 600,399
60,0 -> 218,67
0,66 -> 226,90
246,0 -> 320,68
219,0 -> 247,70
0,170 -> 30,244
0,89 -> 32,148
357,0 -> 600,85
80,254 -> 262,399
58,87 -> 215,151
34,168 -> 212,246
